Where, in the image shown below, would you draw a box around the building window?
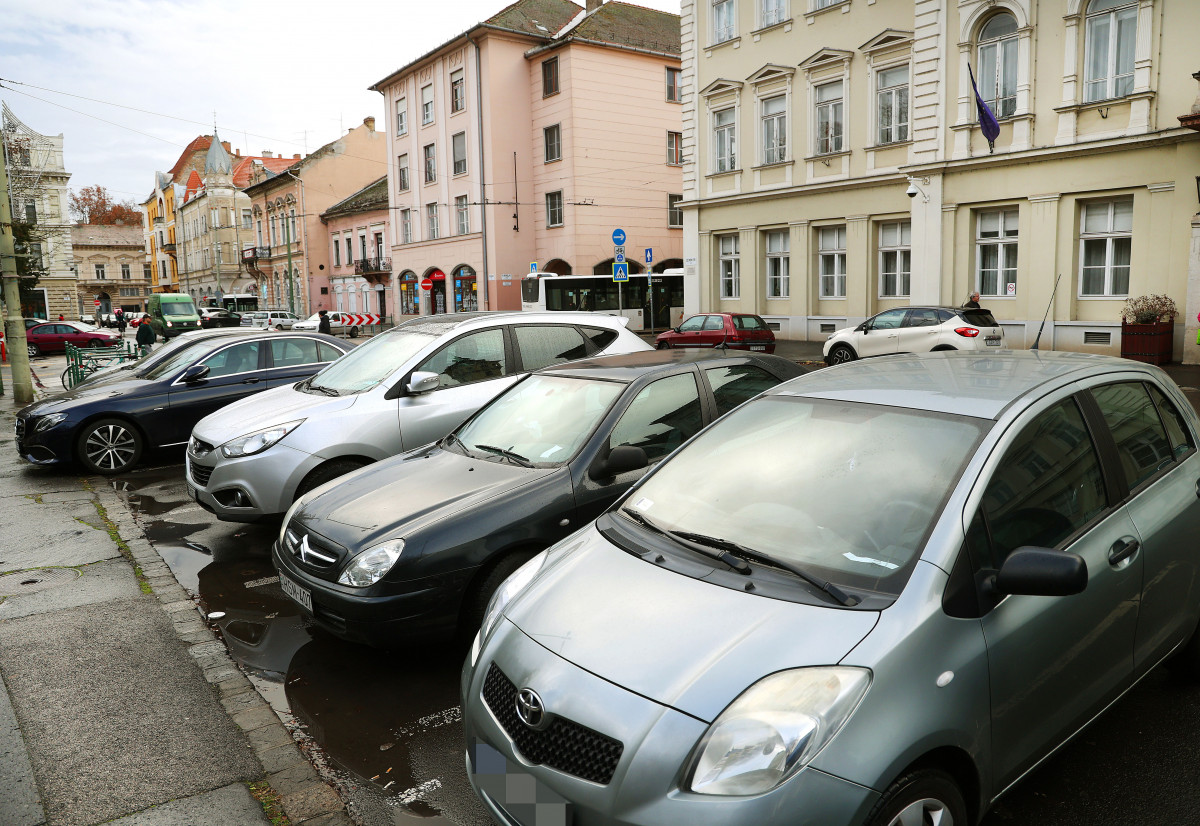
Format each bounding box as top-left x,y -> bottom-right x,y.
876,65 -> 910,144
815,80 -> 844,155
95,263 -> 106,280
879,221 -> 911,298
424,144 -> 436,183
546,191 -> 564,227
1084,0 -> 1137,102
718,234 -> 740,299
401,210 -> 412,244
818,226 -> 846,298
813,0 -> 842,9
667,131 -> 683,165
241,209 -> 252,229
544,124 -> 562,163
976,209 -> 1018,297
121,263 -> 131,280
333,238 -> 341,266
450,69 -> 465,113
426,203 -> 439,240
395,97 -> 407,135
542,57 -> 559,96
761,0 -> 786,27
144,263 -> 151,279
452,132 -> 467,175
345,233 -> 354,262
668,194 -> 683,228
421,84 -> 434,124
397,154 -> 410,191
713,0 -> 736,44
359,234 -> 368,262
978,13 -> 1018,118
289,209 -> 297,242
713,108 -> 736,172
760,95 -> 786,164
456,195 -> 470,235
1080,198 -> 1132,297
766,230 -> 789,298
24,201 -> 36,224
666,67 -> 682,102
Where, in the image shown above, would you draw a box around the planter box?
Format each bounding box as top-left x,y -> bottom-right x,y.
1121,321 -> 1173,365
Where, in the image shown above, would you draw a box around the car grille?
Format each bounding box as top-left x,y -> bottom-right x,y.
282,523 -> 343,572
189,461 -> 213,488
482,663 -> 623,785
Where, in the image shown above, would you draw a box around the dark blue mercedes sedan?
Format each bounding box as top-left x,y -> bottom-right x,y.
15,329 -> 349,475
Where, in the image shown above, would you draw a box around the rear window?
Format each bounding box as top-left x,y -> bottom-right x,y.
959,310 -> 998,327
580,326 -> 618,353
733,315 -> 767,331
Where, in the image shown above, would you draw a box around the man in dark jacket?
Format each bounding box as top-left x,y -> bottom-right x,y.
317,310 -> 332,335
136,314 -> 156,356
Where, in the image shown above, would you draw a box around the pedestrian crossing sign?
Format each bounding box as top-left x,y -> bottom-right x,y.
612,262 -> 629,282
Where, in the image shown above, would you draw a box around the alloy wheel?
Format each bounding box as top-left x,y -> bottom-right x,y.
886,798 -> 953,826
83,423 -> 137,471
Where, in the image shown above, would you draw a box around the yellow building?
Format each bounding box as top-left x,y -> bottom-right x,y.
142,172 -> 180,293
681,0 -> 1200,359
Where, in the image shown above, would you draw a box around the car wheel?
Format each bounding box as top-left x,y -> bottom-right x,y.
27,343 -> 40,357
931,344 -> 957,352
459,549 -> 540,638
274,324 -> 284,332
865,769 -> 968,826
294,458 -> 369,499
88,339 -> 105,348
348,326 -> 360,339
77,418 -> 143,475
828,344 -> 856,365
657,340 -> 671,350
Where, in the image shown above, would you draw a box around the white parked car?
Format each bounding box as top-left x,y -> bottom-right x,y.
292,311 -> 361,337
247,310 -> 301,331
823,305 -> 1005,365
186,312 -> 652,522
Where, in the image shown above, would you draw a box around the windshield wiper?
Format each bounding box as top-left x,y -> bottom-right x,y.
306,382 -> 340,397
620,508 -> 750,574
441,432 -> 473,456
474,443 -> 533,468
672,530 -> 858,607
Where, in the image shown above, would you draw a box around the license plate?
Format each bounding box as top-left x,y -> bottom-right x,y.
187,484 -> 198,502
470,740 -> 573,826
750,345 -> 766,351
985,336 -> 1002,346
279,572 -> 313,612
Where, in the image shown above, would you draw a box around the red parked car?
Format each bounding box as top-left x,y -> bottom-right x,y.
26,321 -> 119,357
655,312 -> 776,353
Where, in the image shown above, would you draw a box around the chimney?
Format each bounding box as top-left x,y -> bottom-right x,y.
363,116 -> 376,132
293,154 -> 301,159
221,141 -> 231,153
586,0 -> 602,10
262,151 -> 273,158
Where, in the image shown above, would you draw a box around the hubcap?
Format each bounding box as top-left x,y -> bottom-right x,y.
832,348 -> 852,363
84,425 -> 136,471
888,797 -> 952,826
27,345 -> 37,356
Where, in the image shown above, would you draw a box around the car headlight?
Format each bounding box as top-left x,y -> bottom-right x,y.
471,552 -> 548,666
337,540 -> 405,587
685,667 -> 871,796
166,321 -> 173,327
35,413 -> 68,432
219,420 -> 303,458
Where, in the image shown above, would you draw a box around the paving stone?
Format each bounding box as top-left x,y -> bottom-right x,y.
245,724 -> 293,752
203,666 -> 241,684
268,761 -> 321,797
258,743 -> 306,774
221,691 -> 265,715
296,813 -> 355,826
280,782 -> 343,822
232,706 -> 279,733
187,641 -> 226,658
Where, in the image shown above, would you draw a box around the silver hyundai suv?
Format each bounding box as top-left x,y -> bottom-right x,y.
186,312 -> 651,522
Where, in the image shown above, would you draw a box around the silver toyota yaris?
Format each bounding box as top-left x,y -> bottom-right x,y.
462,351 -> 1200,826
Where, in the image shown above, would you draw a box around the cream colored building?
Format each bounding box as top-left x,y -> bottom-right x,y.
70,225 -> 152,316
681,0 -> 1200,359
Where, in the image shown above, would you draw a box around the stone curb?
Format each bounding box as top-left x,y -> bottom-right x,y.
93,483 -> 355,826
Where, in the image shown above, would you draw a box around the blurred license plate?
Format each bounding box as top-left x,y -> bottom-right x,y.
279,572 -> 312,612
750,345 -> 766,351
985,336 -> 1002,346
470,740 -> 572,826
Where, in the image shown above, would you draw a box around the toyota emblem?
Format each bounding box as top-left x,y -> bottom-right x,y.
515,687 -> 546,729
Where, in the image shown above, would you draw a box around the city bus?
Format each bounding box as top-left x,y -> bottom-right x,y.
199,294 -> 260,314
520,270 -> 685,332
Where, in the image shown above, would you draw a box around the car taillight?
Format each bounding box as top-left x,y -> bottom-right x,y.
954,327 -> 980,338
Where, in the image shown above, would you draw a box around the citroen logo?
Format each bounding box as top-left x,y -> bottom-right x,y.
298,534 -> 313,564
515,688 -> 546,729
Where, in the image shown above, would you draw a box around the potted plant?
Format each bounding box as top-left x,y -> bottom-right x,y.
1120,293 -> 1177,365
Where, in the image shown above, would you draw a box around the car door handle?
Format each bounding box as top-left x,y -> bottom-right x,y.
241,378 -> 261,385
1109,537 -> 1141,566
1195,478 -> 1200,499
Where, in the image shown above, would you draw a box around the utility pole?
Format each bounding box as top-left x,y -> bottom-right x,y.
0,138 -> 33,403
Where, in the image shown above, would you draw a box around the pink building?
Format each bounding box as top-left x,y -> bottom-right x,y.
319,177 -> 399,319
370,0 -> 682,318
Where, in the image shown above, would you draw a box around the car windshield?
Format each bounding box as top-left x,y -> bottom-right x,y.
161,302 -> 195,316
621,396 -> 986,596
139,340 -> 213,380
455,375 -> 624,465
301,327 -> 439,395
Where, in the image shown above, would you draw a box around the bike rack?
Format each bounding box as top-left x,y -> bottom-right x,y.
63,341 -> 140,390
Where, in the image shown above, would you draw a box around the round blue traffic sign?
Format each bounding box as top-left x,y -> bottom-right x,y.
612,228 -> 626,245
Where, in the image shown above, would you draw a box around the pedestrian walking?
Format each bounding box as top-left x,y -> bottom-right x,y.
318,309 -> 332,335
136,313 -> 156,356
963,291 -> 981,309
115,309 -> 127,336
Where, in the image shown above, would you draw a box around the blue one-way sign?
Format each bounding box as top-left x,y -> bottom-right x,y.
612,262 -> 629,282
612,228 -> 626,245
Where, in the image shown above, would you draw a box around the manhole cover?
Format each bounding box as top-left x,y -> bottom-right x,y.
0,568 -> 82,595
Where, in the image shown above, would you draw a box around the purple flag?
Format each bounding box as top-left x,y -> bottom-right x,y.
968,64 -> 1001,153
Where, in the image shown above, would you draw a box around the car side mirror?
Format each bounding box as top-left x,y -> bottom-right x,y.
406,371 -> 440,396
589,445 -> 649,481
989,547 -> 1087,597
857,323 -> 869,333
180,365 -> 210,383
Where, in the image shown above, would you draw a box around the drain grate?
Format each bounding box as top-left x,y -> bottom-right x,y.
0,568 -> 82,595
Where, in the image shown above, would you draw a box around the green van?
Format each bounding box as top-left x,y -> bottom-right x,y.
147,293 -> 201,339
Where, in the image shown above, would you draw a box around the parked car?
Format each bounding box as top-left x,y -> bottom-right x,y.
14,330 -> 349,474
199,307 -> 243,329
26,321 -> 119,356
246,310 -> 301,331
656,312 -> 776,353
80,314 -> 96,325
823,305 -> 1004,365
463,350 -> 1200,826
24,318 -> 44,330
186,312 -> 653,523
272,350 -> 803,646
73,328 -> 268,388
292,310 -> 362,337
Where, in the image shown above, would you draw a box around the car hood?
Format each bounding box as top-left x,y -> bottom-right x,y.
20,374 -> 159,416
505,528 -> 880,722
192,383 -> 357,444
292,447 -> 558,546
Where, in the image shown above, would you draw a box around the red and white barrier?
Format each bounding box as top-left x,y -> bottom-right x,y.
339,313 -> 381,327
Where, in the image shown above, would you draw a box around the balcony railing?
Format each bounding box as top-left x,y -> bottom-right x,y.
356,257 -> 392,275
153,217 -> 165,226
161,242 -> 176,255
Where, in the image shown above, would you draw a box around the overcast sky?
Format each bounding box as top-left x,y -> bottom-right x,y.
0,0 -> 681,208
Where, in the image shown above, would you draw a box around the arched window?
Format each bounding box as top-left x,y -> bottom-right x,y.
1084,0 -> 1136,102
978,12 -> 1018,118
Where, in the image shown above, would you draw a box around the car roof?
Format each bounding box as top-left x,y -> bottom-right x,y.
393,311 -> 630,336
770,350 -> 1163,420
537,349 -> 799,382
